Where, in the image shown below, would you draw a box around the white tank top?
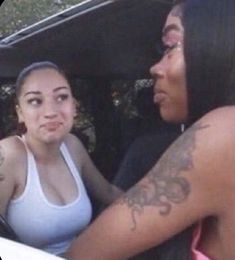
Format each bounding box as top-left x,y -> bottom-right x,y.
7,137 -> 92,256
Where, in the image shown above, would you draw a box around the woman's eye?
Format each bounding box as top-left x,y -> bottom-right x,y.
156,42 -> 181,57
27,98 -> 41,106
163,43 -> 180,55
57,94 -> 69,102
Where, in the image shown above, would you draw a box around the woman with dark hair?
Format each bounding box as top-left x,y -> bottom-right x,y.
67,1 -> 235,259
0,61 -> 121,257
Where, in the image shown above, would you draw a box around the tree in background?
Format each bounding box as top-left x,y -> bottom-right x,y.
0,0 -> 84,38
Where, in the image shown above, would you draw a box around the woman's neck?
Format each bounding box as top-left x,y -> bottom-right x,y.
23,134 -> 62,163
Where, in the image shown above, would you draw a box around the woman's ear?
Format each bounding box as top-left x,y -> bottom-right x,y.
16,104 -> 24,123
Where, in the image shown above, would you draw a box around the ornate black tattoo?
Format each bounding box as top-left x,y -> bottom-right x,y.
0,146 -> 5,181
117,123 -> 209,230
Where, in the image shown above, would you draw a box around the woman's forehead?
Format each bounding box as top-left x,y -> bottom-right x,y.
25,69 -> 66,83
21,69 -> 70,92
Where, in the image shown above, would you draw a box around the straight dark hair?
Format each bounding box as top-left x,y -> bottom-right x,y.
149,1 -> 235,260
182,0 -> 235,124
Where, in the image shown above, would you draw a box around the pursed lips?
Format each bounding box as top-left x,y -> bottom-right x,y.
40,121 -> 62,130
153,88 -> 167,104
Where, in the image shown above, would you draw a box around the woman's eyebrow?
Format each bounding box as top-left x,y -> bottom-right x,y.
53,86 -> 69,93
23,87 -> 69,97
23,91 -> 41,97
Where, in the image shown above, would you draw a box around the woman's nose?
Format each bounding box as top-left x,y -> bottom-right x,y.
149,60 -> 164,79
43,101 -> 58,118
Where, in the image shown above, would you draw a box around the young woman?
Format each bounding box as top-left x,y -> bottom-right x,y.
67,0 -> 235,259
0,61 -> 121,256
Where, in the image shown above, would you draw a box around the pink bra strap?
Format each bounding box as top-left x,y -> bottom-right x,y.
191,223 -> 210,260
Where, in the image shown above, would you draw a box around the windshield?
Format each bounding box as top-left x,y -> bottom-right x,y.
0,0 -> 85,38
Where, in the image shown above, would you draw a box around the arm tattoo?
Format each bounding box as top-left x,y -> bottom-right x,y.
116,123 -> 209,230
0,145 -> 5,181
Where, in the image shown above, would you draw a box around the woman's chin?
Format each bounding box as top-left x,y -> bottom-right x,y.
40,131 -> 66,144
160,111 -> 186,124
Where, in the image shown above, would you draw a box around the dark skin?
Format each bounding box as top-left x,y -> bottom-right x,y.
117,123 -> 208,231
67,108 -> 235,259
66,3 -> 235,258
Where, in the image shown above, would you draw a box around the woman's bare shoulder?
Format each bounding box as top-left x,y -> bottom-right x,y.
64,133 -> 86,152
63,133 -> 88,165
0,136 -> 26,198
0,136 -> 26,164
200,106 -> 235,130
193,106 -> 235,151
182,107 -> 235,203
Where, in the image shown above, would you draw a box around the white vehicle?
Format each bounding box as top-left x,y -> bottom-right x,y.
0,238 -> 65,260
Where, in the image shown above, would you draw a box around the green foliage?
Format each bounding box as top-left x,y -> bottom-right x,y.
0,0 -> 84,38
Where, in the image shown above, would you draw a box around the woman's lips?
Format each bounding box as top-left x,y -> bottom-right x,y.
41,122 -> 61,131
153,90 -> 167,104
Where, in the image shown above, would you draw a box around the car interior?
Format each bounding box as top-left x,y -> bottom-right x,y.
0,0 -> 176,240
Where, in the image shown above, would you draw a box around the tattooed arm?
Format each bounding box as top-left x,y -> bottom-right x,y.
67,107 -> 235,260
0,137 -> 25,216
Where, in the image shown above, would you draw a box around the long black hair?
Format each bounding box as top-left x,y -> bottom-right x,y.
141,1 -> 235,259
181,0 -> 235,124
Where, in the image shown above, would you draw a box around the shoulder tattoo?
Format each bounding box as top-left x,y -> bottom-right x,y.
116,123 -> 209,230
0,145 -> 5,181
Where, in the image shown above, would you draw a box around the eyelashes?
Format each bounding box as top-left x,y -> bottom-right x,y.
27,98 -> 41,106
57,94 -> 69,102
155,41 -> 182,57
26,94 -> 70,107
